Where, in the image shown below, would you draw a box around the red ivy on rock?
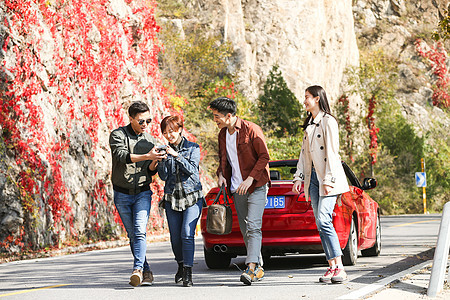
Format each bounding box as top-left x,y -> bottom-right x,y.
415,39 -> 450,109
0,0 -> 177,250
366,96 -> 379,165
337,95 -> 354,163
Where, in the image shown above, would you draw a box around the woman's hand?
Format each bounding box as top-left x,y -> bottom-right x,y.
323,184 -> 332,195
149,159 -> 158,171
292,180 -> 302,194
166,146 -> 178,157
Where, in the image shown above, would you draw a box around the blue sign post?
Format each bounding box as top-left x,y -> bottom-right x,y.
415,172 -> 426,187
417,158 -> 427,214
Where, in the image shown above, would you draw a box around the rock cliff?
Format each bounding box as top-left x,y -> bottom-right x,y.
352,0 -> 449,132
166,0 -> 449,128
0,0 -> 171,252
181,0 -> 360,102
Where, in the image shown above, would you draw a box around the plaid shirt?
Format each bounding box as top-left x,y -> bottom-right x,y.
163,140 -> 203,211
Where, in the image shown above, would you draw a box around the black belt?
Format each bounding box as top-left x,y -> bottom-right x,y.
113,184 -> 150,195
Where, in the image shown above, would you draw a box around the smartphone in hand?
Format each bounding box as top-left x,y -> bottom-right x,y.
155,145 -> 168,154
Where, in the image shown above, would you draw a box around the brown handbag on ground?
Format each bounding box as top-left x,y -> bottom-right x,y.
206,184 -> 232,235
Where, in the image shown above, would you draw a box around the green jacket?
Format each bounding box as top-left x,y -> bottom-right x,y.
109,124 -> 157,194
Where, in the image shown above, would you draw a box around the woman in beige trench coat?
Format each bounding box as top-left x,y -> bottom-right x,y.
292,85 -> 350,284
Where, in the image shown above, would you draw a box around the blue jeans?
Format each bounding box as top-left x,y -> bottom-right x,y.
233,184 -> 268,266
114,190 -> 152,271
165,199 -> 203,267
309,169 -> 343,261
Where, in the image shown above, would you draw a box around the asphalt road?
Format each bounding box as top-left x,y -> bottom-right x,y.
0,214 -> 442,300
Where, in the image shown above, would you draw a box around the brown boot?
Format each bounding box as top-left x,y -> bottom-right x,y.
141,270 -> 153,286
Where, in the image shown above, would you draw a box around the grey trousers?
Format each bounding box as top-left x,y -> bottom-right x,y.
233,184 -> 268,266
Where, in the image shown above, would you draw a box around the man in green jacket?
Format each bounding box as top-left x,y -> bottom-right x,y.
109,101 -> 165,287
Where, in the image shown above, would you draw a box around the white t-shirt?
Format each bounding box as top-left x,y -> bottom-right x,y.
226,130 -> 243,193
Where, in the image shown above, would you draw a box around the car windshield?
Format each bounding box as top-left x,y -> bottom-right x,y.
269,160 -> 297,181
269,160 -> 363,188
341,161 -> 362,189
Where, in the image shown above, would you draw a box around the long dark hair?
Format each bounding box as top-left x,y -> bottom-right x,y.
301,85 -> 333,130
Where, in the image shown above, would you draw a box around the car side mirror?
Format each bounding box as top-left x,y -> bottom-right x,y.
362,178 -> 377,190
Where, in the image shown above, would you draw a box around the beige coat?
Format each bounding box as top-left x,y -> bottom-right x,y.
293,111 -> 349,200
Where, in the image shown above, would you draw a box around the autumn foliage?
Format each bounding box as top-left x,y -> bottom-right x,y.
415,39 -> 450,109
0,0 -> 176,252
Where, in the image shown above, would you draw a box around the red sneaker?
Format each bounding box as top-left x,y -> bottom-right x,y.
319,268 -> 335,283
331,268 -> 347,284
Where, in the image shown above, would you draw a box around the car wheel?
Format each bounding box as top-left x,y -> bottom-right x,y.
361,213 -> 381,257
204,247 -> 231,269
342,216 -> 358,266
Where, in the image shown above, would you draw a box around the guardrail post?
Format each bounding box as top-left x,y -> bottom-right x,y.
428,201 -> 450,297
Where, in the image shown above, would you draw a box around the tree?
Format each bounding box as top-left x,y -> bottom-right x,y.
346,49 -> 398,176
258,65 -> 304,137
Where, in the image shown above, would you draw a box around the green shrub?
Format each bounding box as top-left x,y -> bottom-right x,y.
182,77 -> 256,175
432,8 -> 450,41
422,121 -> 450,211
266,134 -> 303,161
157,22 -> 233,99
344,48 -> 449,214
156,2 -> 236,176
258,65 -> 305,137
156,0 -> 189,18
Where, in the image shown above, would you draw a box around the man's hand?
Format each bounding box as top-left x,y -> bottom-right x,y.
218,173 -> 227,187
148,147 -> 166,161
236,176 -> 254,195
292,180 -> 302,194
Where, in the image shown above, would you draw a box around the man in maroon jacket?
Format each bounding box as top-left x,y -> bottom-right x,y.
209,97 -> 270,285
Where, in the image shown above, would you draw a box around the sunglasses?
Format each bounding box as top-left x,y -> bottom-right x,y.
137,118 -> 152,125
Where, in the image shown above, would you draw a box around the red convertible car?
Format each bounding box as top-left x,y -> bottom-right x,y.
200,160 -> 380,269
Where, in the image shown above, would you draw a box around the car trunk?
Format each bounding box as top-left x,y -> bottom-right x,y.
262,181 -> 318,239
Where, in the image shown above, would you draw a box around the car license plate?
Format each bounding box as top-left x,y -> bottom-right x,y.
265,196 -> 285,209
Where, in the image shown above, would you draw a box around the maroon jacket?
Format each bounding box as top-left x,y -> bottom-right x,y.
216,117 -> 270,194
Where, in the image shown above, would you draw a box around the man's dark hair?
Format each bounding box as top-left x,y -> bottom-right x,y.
209,97 -> 237,116
128,101 -> 150,118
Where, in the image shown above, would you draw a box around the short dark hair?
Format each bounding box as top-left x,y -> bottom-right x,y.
160,115 -> 183,133
128,101 -> 150,118
209,97 -> 236,116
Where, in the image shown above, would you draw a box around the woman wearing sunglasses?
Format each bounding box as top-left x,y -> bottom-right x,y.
157,115 -> 204,287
